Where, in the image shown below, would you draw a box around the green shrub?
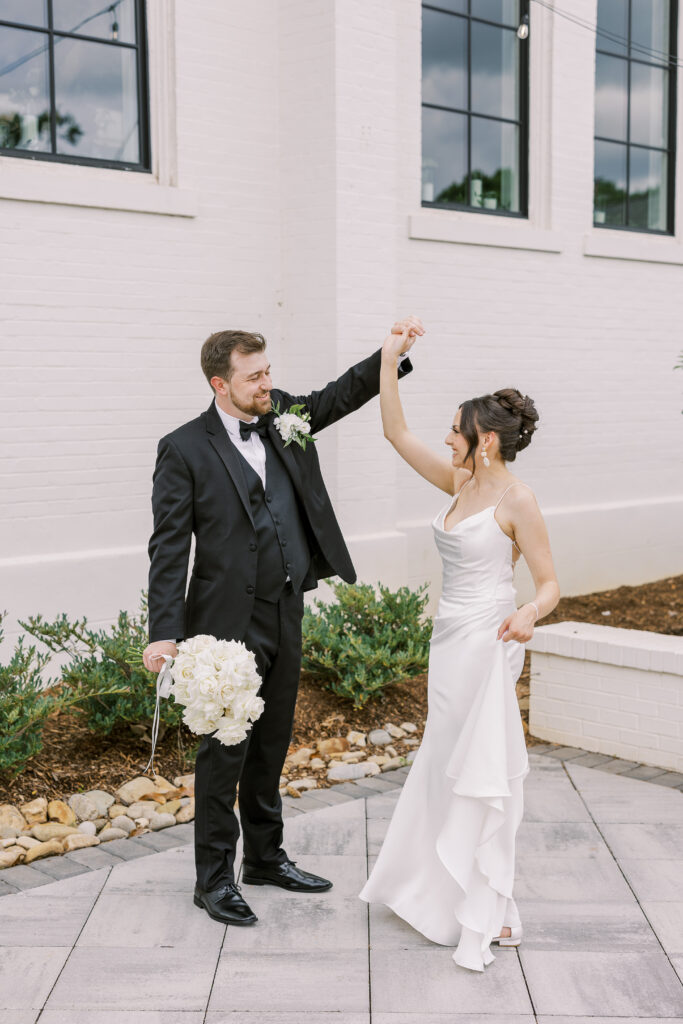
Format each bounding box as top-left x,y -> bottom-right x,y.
0,614 -> 127,776
301,581 -> 432,708
20,593 -> 182,736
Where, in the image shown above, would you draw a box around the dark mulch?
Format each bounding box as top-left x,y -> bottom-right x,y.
2,575 -> 681,806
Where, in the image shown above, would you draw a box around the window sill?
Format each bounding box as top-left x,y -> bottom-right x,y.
0,159 -> 197,218
408,211 -> 563,253
584,230 -> 683,265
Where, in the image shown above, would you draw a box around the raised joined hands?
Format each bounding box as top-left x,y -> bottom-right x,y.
382,315 -> 425,361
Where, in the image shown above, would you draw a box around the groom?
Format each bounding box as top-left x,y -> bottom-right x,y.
143,326 -> 413,925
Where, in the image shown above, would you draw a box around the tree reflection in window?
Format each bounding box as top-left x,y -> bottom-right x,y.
0,0 -> 148,170
421,2 -> 528,216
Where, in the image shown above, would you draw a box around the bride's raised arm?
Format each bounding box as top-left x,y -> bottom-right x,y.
381,318 -> 459,496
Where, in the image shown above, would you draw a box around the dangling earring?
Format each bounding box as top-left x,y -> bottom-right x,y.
481,445 -> 490,467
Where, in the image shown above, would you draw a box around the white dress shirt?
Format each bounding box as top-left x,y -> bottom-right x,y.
214,401 -> 267,488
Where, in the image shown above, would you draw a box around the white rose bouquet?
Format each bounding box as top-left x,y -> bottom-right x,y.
137,634 -> 264,772
272,401 -> 315,451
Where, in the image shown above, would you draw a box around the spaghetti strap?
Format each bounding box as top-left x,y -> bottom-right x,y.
494,481 -> 532,513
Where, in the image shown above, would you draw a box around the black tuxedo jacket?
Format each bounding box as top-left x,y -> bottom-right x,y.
148,349 -> 412,643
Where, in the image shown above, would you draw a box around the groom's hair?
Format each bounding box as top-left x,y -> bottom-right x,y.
201,330 -> 267,389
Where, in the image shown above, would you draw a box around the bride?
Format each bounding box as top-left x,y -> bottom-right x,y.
359,316 -> 560,972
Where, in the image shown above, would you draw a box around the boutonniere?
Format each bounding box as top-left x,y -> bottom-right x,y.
271,402 -> 316,451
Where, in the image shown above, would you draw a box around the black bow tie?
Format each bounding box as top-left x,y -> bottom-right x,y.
239,418 -> 269,442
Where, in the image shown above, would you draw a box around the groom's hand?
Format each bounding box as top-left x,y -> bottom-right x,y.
383,315 -> 424,362
142,640 -> 178,672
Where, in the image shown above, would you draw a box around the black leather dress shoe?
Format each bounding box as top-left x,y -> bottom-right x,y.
241,858 -> 333,892
193,882 -> 258,925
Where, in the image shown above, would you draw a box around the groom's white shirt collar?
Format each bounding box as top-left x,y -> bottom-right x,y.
214,399 -> 258,439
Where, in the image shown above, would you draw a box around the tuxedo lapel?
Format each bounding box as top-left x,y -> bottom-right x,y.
204,402 -> 254,527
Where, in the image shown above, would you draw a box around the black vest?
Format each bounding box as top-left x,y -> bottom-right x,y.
237,439 -> 312,602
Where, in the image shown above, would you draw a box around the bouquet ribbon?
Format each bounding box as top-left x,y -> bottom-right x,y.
143,655 -> 174,775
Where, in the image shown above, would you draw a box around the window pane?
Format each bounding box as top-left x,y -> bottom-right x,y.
630,62 -> 668,147
471,116 -> 519,211
631,0 -> 669,65
629,147 -> 667,229
596,0 -> 628,56
421,106 -> 467,204
53,0 -> 137,44
0,1 -> 47,26
474,0 -> 519,26
422,7 -> 467,110
53,36 -> 139,161
0,25 -> 50,151
425,0 -> 466,12
594,52 -> 628,140
594,139 -> 627,225
471,21 -> 518,120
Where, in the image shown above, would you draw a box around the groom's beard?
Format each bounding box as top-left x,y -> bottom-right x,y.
229,388 -> 272,418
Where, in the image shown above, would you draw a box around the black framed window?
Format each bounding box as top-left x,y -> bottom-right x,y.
594,0 -> 677,233
421,1 -> 529,217
0,0 -> 150,170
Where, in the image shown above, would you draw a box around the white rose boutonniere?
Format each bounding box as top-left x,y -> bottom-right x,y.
272,402 -> 316,451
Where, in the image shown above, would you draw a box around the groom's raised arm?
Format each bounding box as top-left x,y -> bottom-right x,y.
148,436 -> 193,643
286,349 -> 412,435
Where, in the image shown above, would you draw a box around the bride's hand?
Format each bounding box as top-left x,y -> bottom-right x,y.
497,605 -> 537,643
383,315 -> 424,361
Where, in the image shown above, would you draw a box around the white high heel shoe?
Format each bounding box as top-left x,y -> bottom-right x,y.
491,925 -> 522,947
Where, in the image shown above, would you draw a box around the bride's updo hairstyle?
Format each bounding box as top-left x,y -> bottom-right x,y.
459,388 -> 539,466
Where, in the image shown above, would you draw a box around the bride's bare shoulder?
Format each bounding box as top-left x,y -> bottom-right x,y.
505,479 -> 540,514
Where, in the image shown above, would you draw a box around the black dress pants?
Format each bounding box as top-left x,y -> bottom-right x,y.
194,582 -> 304,891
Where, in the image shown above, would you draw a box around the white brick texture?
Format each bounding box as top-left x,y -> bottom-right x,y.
529,622 -> 683,771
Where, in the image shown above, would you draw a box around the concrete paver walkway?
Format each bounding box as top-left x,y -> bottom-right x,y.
1,752 -> 682,1022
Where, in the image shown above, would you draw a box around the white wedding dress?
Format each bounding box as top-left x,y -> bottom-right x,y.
359,484 -> 529,972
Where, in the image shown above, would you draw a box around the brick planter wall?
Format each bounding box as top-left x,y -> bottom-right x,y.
528,622 -> 683,773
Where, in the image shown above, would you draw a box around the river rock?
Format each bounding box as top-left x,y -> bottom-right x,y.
108,803 -> 128,819
0,805 -> 27,831
32,822 -> 79,841
114,777 -> 157,805
346,731 -> 367,747
288,747 -> 315,766
158,799 -> 181,816
316,737 -> 349,756
368,729 -> 392,746
381,756 -> 405,772
288,778 -> 317,791
339,752 -> 364,763
309,758 -> 325,770
20,797 -> 48,825
150,775 -> 175,793
78,821 -> 97,836
327,761 -> 380,782
24,838 -> 64,863
173,773 -> 195,788
48,800 -> 77,826
94,818 -> 108,831
285,785 -> 301,798
149,813 -> 175,831
126,801 -> 160,819
83,790 -> 115,816
0,825 -> 20,840
384,746 -> 398,758
400,722 -> 418,734
110,815 -> 136,834
367,754 -> 389,766
1,837 -> 17,849
16,836 -> 41,850
401,738 -> 420,746
134,817 -> 150,828
384,723 -> 407,739
63,834 -> 100,852
98,828 -> 128,842
68,794 -> 99,821
0,847 -> 25,868
406,750 -> 418,764
175,801 -> 195,823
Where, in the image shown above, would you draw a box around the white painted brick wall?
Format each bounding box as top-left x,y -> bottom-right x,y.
1,0 -> 683,651
528,621 -> 683,772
